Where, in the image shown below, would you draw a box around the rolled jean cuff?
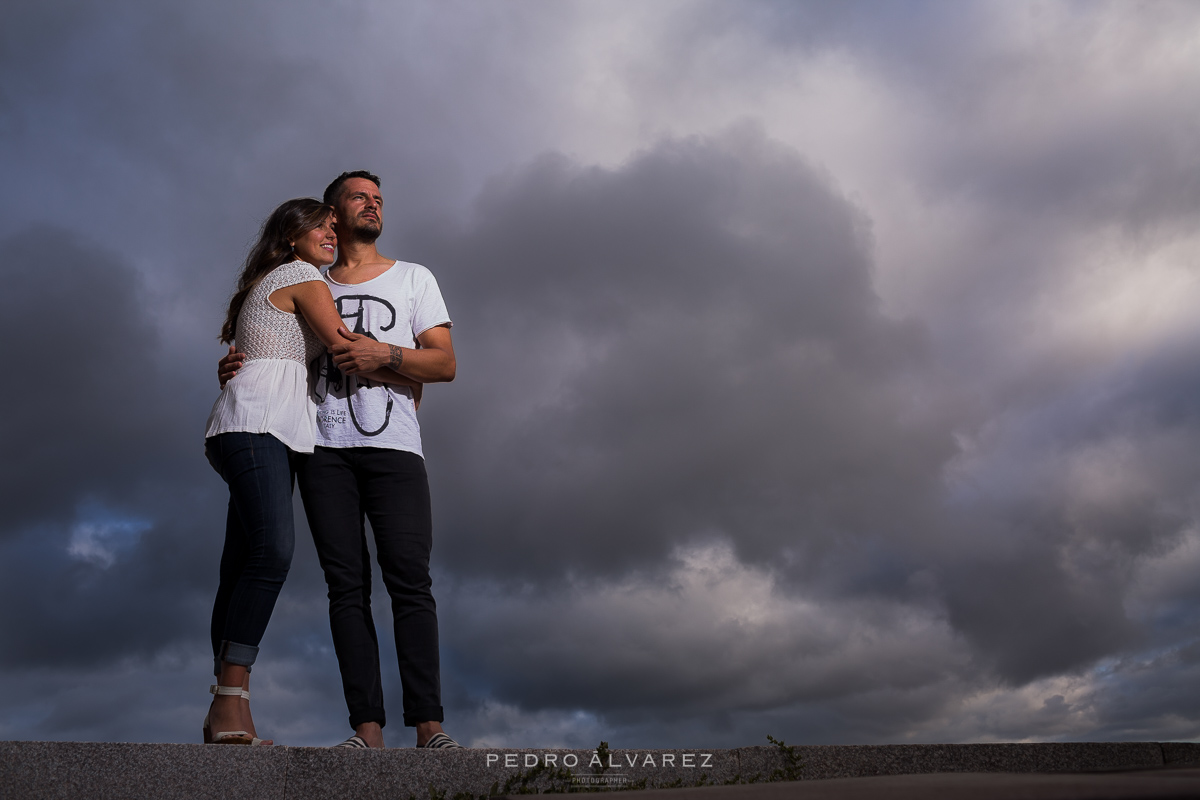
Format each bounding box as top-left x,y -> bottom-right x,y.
349,706 -> 387,730
219,640 -> 259,668
403,705 -> 444,727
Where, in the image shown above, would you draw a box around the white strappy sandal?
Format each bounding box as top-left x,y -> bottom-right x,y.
202,684 -> 266,745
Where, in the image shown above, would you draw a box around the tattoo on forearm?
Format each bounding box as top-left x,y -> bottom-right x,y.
387,344 -> 404,371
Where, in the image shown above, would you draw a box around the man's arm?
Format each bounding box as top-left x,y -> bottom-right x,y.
331,324 -> 455,383
217,346 -> 424,408
217,339 -> 429,390
362,371 -> 424,410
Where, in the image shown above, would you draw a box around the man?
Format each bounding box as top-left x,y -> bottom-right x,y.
219,171 -> 459,749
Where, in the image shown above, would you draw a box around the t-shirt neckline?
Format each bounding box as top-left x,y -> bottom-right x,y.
324,260 -> 398,287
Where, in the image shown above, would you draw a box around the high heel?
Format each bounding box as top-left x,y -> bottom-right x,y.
202,685 -> 254,745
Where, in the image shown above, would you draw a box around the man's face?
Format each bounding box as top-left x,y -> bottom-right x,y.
334,177 -> 383,243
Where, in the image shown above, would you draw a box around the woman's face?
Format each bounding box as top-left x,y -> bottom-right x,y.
292,217 -> 337,267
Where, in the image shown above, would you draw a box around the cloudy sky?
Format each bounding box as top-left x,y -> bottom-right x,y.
3,0 -> 1200,749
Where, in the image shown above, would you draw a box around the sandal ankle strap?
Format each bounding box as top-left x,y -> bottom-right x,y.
210,684 -> 251,699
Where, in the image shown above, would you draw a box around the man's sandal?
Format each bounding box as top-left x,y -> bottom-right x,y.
335,735 -> 370,748
202,685 -> 265,745
418,732 -> 463,749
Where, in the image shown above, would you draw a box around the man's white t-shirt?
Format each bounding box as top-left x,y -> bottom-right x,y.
311,260 -> 451,458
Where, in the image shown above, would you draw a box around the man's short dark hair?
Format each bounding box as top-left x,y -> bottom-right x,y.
323,170 -> 381,205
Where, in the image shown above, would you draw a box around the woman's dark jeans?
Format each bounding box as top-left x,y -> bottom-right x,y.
206,432 -> 296,677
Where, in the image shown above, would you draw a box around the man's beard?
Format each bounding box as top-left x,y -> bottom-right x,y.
350,218 -> 381,243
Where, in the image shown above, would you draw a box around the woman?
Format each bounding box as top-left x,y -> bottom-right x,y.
202,198 -> 412,745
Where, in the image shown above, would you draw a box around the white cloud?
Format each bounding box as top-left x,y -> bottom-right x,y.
446,540 -> 969,718
66,517 -> 151,569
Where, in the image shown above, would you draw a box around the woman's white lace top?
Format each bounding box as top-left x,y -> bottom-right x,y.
205,260 -> 326,452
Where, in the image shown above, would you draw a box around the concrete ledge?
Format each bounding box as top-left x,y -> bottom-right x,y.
585,769 -> 1200,800
1,741 -> 1198,800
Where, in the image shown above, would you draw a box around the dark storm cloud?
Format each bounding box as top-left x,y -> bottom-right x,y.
0,227 -> 224,668
402,121 -> 1200,727
0,227 -> 172,530
936,336 -> 1200,681
406,128 -> 942,719
414,127 -> 956,585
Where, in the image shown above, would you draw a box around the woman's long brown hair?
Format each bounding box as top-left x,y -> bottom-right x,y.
219,198 -> 333,344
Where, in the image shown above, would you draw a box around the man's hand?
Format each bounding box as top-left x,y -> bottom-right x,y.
331,327 -> 392,375
218,345 -> 245,389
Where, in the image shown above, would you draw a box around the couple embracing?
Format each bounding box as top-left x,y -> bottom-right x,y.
202,171 -> 460,749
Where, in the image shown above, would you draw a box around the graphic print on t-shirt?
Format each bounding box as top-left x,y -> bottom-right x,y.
310,294 -> 397,437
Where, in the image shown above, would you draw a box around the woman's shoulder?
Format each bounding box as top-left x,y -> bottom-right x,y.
276,258 -> 325,276
265,259 -> 325,288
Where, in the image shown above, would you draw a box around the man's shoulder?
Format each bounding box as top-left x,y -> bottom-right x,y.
385,261 -> 445,303
389,259 -> 438,281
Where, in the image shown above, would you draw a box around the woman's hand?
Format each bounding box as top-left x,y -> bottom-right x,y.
331,328 -> 391,375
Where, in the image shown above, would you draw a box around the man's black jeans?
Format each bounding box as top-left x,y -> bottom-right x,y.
298,446 -> 443,729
